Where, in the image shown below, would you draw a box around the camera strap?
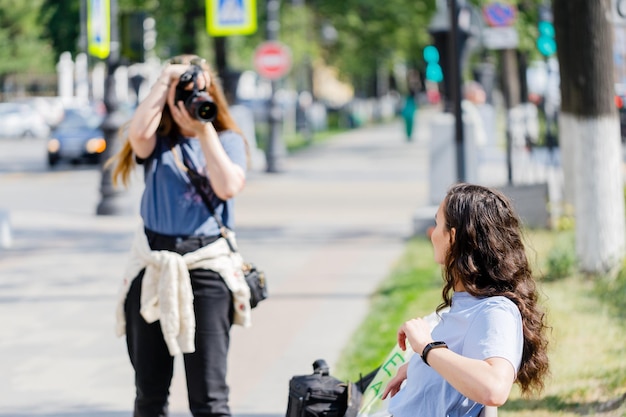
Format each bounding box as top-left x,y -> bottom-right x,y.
172,145 -> 238,253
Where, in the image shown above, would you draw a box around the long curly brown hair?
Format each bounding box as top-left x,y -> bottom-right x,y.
437,183 -> 550,396
107,54 -> 248,187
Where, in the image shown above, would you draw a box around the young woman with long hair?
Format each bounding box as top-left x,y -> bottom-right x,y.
383,183 -> 549,417
108,54 -> 250,417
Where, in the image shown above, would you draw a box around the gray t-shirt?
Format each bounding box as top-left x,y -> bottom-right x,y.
140,130 -> 247,236
388,292 -> 523,417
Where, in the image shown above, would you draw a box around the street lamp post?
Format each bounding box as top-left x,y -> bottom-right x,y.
429,0 -> 470,183
448,0 -> 465,183
265,0 -> 286,173
96,0 -> 129,215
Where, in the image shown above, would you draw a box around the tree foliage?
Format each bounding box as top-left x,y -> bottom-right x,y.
312,0 -> 435,94
40,0 -> 80,62
39,0 -> 161,58
0,0 -> 55,74
1,0 -> 551,96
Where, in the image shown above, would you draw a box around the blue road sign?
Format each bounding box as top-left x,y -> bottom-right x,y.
87,0 -> 110,59
207,0 -> 257,36
483,2 -> 517,27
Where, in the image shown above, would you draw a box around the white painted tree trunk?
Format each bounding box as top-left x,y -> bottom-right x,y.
558,115 -> 576,210
560,112 -> 625,273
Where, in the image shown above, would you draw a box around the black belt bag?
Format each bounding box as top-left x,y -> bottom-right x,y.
145,228 -> 220,254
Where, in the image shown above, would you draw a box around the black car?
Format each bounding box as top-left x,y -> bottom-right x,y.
47,107 -> 106,166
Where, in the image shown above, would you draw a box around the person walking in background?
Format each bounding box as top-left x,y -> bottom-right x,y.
401,89 -> 418,142
106,54 -> 249,417
383,183 -> 549,416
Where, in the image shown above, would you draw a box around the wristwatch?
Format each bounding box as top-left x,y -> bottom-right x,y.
421,341 -> 448,366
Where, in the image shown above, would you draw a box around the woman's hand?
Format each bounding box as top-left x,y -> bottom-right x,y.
381,363 -> 408,400
166,82 -> 209,138
129,64 -> 195,158
396,318 -> 517,406
166,66 -> 213,138
397,317 -> 433,354
165,64 -> 245,200
158,63 -> 194,89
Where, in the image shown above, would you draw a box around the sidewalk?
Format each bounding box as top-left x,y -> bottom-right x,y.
0,109 -> 501,417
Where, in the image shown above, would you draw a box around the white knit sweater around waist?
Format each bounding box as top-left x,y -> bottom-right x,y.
115,224 -> 252,356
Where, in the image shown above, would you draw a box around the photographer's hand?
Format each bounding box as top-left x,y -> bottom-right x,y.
158,63 -> 191,87
167,70 -> 245,200
167,74 -> 212,138
128,64 -> 188,158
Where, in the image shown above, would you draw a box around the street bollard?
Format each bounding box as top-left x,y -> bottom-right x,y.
0,209 -> 13,249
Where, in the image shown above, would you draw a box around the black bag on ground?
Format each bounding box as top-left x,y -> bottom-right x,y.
286,359 -> 378,417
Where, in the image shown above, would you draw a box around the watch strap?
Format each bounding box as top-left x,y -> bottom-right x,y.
421,341 -> 448,366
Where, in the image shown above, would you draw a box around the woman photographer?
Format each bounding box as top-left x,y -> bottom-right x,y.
382,183 -> 549,416
108,54 -> 249,417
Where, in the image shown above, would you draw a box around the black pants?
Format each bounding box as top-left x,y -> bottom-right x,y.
124,230 -> 234,417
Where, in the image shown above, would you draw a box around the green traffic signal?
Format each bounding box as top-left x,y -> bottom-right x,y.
423,45 -> 443,82
426,63 -> 443,83
537,21 -> 556,56
538,21 -> 555,38
423,45 -> 440,63
537,36 -> 556,56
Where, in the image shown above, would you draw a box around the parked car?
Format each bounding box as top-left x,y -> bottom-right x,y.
0,102 -> 51,139
47,107 -> 106,167
12,96 -> 65,128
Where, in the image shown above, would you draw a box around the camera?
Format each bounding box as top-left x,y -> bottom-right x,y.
174,65 -> 218,123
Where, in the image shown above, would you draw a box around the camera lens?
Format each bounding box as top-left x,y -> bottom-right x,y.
188,94 -> 218,122
196,101 -> 217,122
174,66 -> 217,122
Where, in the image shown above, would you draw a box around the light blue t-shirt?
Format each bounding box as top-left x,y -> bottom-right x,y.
388,292 -> 523,417
140,130 -> 247,236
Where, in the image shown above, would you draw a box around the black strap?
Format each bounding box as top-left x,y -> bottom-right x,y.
179,148 -> 238,253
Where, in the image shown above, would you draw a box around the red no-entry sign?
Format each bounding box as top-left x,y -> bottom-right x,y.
253,41 -> 292,80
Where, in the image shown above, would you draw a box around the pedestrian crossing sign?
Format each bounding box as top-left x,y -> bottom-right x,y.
87,0 -> 110,59
206,0 -> 257,36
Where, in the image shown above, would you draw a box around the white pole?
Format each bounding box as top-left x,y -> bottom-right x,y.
75,53 -> 90,102
0,210 -> 12,249
57,51 -> 74,100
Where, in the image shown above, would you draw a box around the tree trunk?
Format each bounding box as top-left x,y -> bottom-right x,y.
213,37 -> 234,103
500,49 -> 520,185
501,49 -> 520,110
554,0 -> 625,274
181,2 -> 200,53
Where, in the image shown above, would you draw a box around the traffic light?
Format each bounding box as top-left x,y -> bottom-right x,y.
120,12 -> 156,63
537,7 -> 556,57
424,45 -> 444,83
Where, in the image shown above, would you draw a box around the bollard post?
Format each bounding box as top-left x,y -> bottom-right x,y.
265,0 -> 287,172
0,210 -> 13,249
96,0 -> 131,215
